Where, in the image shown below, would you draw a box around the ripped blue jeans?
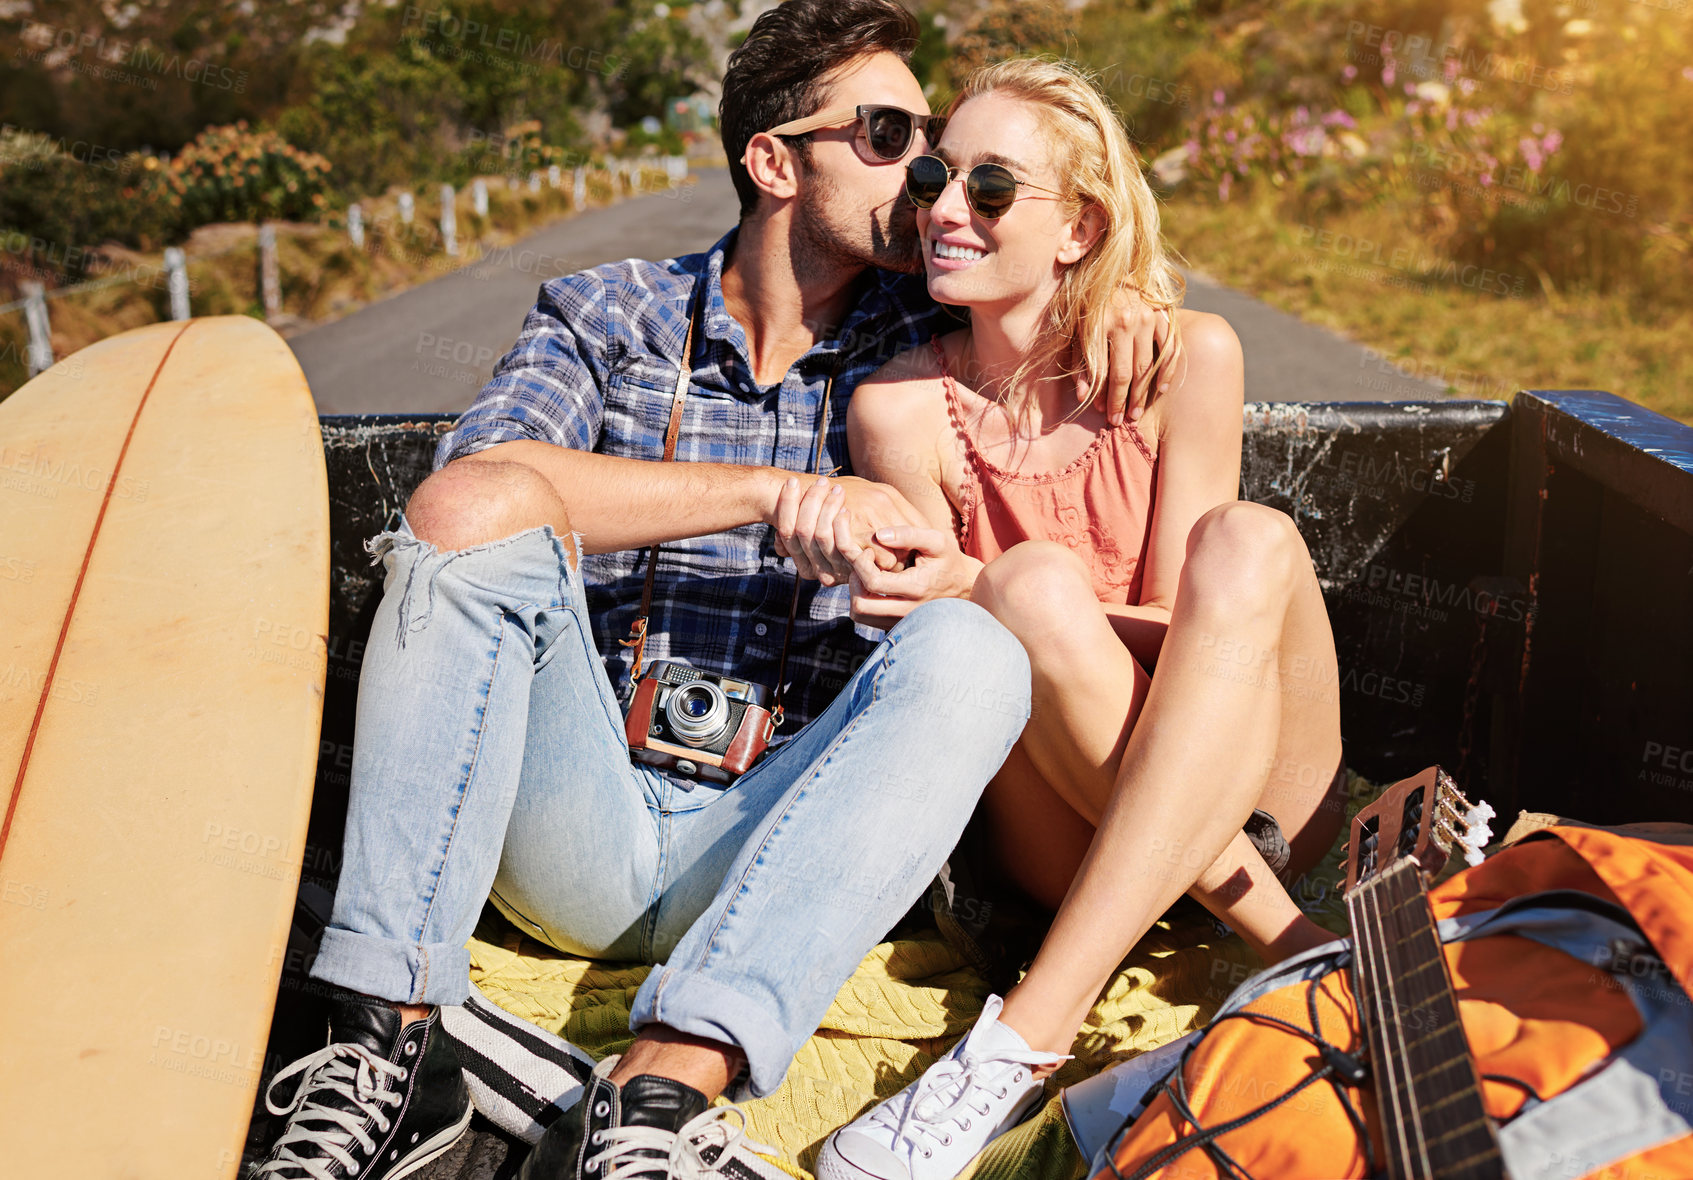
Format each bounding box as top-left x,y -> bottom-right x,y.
309,516 -> 1031,1097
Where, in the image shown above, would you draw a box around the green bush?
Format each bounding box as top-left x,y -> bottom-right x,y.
1072,0 -> 1693,306
272,43 -> 470,198
0,129 -> 176,273
156,122 -> 332,226
623,123 -> 685,156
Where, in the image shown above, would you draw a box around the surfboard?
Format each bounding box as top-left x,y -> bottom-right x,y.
0,316 -> 329,1177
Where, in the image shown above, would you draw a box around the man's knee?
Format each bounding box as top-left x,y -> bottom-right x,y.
405,459 -> 571,553
888,598 -> 1032,720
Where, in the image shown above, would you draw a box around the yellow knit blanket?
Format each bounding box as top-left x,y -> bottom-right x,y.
466,773 -> 1370,1180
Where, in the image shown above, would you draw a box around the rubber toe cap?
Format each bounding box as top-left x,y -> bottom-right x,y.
818,1129 -> 912,1180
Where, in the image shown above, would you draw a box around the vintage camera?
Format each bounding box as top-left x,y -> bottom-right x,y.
624,660 -> 778,783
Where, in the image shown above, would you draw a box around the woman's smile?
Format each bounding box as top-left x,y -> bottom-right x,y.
930,237 -> 990,269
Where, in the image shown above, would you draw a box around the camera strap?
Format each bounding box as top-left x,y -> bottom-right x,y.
622,276 -> 845,729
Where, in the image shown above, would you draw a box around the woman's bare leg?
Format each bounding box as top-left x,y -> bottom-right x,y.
968,503 -> 1344,1058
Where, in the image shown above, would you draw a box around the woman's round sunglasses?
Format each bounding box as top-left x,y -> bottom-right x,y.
904,154 -> 1065,221
763,105 -> 946,162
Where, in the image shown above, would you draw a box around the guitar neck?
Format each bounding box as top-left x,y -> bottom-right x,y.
1346,859 -> 1504,1180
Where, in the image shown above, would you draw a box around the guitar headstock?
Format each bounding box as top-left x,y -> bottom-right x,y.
1343,766 -> 1495,892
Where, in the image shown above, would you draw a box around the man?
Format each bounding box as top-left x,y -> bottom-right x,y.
258,3 -> 1164,1178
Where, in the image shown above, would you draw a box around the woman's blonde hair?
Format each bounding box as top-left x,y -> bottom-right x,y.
947,57 -> 1184,419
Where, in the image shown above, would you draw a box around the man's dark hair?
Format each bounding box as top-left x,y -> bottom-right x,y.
720,0 -> 922,220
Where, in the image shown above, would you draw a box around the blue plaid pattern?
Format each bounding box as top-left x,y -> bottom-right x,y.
433,228 -> 950,733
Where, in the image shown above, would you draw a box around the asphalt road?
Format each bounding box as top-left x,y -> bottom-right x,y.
288,168 -> 1443,415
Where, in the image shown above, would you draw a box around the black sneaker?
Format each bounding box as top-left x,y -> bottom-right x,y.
256,993 -> 473,1178
516,1055 -> 785,1180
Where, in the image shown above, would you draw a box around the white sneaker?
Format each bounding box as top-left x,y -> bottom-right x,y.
816,996 -> 1068,1180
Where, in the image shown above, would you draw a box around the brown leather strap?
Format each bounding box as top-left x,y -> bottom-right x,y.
621,291 -> 698,680
769,352 -> 843,722
622,278 -> 846,723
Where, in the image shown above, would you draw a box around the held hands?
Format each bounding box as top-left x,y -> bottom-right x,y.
843,525 -> 984,630
770,475 -> 929,585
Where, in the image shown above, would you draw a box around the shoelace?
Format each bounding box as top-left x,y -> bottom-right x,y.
588,1104 -> 777,1180
876,1044 -> 1065,1160
256,1042 -> 410,1179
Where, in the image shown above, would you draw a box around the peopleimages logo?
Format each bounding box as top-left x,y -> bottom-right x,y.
1410,144 -> 1639,219
1361,563 -> 1537,623
1343,23 -> 1575,95
0,125 -> 125,170
1297,226 -> 1527,297
17,21 -> 248,93
401,7 -> 625,78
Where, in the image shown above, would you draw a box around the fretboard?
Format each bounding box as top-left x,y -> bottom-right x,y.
1346,858 -> 1504,1180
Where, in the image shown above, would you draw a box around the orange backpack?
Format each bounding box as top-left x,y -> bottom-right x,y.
1087,822 -> 1693,1180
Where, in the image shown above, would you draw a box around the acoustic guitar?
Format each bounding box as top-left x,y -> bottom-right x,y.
1342,766 -> 1501,1180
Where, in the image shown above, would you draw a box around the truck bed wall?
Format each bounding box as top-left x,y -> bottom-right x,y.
305,397 -> 1692,829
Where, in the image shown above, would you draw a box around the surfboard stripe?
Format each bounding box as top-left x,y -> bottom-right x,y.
0,319 -> 194,865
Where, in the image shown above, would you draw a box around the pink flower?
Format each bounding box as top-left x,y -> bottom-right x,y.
1286,127 -> 1328,157
1405,82 -> 1416,94
1383,62 -> 1396,86
1519,137 -> 1544,172
1219,173 -> 1232,200
1322,109 -> 1357,128
1479,172 -> 1492,186
1444,57 -> 1460,82
1542,129 -> 1563,153
1342,64 -> 1358,81
1213,89 -> 1226,106
1446,107 -> 1458,130
1407,101 -> 1421,116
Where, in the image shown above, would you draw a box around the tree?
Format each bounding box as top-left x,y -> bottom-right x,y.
946,0 -> 1073,90
599,1 -> 714,127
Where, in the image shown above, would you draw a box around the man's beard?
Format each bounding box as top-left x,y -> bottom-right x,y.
793,172 -> 923,276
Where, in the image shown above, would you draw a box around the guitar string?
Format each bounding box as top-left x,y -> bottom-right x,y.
1352,880 -> 1400,1173
1394,877 -> 1468,1155
1389,872 -> 1439,1177
1368,868 -> 1428,1176
1402,892 -> 1493,1163
1411,902 -> 1472,1154
1393,867 -> 1447,1177
1380,863 -> 1492,1174
1350,881 -> 1409,1177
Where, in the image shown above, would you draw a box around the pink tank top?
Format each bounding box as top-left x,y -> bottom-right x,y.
935,338 -> 1159,605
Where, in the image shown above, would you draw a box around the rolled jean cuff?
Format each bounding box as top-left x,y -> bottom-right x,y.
630,966 -> 793,1101
310,926 -> 472,1008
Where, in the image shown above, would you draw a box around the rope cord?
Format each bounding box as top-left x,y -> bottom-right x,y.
1102,973 -> 1375,1180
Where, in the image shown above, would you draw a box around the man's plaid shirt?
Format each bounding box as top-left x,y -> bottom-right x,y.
434,227 -> 949,735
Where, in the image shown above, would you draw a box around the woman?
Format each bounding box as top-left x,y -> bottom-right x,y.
786,59 -> 1349,1180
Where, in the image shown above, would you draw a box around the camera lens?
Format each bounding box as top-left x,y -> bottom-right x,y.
665,681 -> 730,746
